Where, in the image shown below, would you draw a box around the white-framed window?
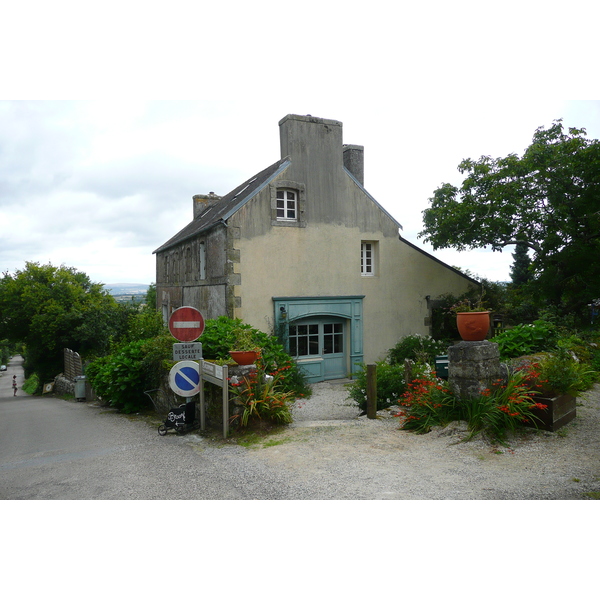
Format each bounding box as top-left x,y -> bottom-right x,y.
361,241 -> 377,276
276,189 -> 297,221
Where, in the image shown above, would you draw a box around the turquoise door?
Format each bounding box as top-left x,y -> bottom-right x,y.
288,317 -> 346,381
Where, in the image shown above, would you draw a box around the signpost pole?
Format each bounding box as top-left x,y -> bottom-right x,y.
222,365 -> 229,439
198,360 -> 206,431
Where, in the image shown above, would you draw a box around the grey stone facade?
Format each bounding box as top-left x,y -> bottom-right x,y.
448,341 -> 505,399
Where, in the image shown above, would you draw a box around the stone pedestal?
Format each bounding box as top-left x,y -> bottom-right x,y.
448,341 -> 503,400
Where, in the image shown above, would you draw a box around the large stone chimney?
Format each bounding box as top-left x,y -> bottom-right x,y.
279,114 -> 344,174
193,192 -> 221,219
343,144 -> 364,185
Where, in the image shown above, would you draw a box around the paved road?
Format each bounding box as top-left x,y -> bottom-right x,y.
0,356 -> 310,500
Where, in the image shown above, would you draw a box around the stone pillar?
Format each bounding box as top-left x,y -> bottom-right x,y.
448,341 -> 503,400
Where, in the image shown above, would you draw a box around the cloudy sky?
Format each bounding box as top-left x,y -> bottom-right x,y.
2,1 -> 599,286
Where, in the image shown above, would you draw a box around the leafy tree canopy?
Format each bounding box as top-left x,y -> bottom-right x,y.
0,262 -> 135,383
420,120 -> 600,311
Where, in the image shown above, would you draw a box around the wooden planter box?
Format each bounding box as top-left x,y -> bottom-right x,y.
528,394 -> 576,432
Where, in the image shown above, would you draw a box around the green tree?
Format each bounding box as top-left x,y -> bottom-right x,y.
420,120 -> 600,316
510,241 -> 532,286
0,262 -> 131,386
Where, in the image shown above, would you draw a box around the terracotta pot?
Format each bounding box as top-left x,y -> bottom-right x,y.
456,311 -> 491,341
229,351 -> 259,365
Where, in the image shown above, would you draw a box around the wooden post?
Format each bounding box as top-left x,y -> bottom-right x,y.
366,363 -> 377,419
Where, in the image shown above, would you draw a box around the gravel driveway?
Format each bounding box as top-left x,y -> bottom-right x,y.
233,379 -> 600,500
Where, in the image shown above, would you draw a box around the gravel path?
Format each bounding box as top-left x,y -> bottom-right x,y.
239,379 -> 600,500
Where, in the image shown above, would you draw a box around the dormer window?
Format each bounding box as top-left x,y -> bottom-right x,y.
270,180 -> 306,228
276,189 -> 297,221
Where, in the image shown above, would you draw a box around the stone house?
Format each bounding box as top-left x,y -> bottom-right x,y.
154,114 -> 477,382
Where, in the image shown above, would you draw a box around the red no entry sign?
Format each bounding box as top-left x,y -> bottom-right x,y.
168,306 -> 205,342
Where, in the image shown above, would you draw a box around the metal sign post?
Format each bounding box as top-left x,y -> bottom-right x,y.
199,360 -> 230,439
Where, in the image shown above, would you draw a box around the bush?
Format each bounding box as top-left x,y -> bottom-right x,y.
493,320 -> 558,359
388,334 -> 449,366
229,361 -> 295,428
397,368 -> 550,442
85,331 -> 175,413
347,360 -> 407,412
537,349 -> 597,396
199,316 -> 310,398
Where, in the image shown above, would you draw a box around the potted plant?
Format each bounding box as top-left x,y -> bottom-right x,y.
229,327 -> 261,365
449,295 -> 492,341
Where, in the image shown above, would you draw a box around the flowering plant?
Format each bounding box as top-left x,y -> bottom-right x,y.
397,371 -> 457,433
229,359 -> 295,428
447,297 -> 492,314
397,365 -> 548,442
462,369 -> 547,440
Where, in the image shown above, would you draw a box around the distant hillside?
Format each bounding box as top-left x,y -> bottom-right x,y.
104,283 -> 150,304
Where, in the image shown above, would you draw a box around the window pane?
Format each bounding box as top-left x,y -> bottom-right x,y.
297,336 -> 308,356
277,190 -> 284,199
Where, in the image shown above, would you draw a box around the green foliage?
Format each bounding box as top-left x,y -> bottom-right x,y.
538,348 -> 597,396
0,339 -> 13,365
347,360 -> 408,412
0,262 -> 134,387
398,368 -> 549,442
22,373 -> 39,395
388,334 -> 449,365
460,370 -> 548,441
229,361 -> 295,428
493,320 -> 558,359
86,340 -> 149,413
199,316 -> 310,398
398,372 -> 457,433
420,120 -> 600,316
145,283 -> 157,310
85,330 -> 174,413
510,241 -> 532,286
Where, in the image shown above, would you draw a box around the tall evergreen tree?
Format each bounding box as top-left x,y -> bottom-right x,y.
510,241 -> 531,286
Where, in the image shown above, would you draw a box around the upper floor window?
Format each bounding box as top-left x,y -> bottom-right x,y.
276,189 -> 297,221
270,180 -> 306,228
361,241 -> 377,276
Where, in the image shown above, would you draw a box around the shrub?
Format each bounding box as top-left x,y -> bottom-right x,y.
398,371 -> 457,433
537,349 -> 596,395
347,360 -> 407,412
388,334 -> 449,366
199,316 -> 310,398
460,370 -> 548,441
493,320 -> 558,359
86,340 -> 149,413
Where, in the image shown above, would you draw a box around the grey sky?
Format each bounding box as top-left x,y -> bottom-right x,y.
1,2 -> 599,285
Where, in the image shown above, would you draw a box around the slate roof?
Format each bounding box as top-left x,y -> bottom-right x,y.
153,157 -> 291,254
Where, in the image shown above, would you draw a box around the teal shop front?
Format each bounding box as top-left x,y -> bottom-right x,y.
273,296 -> 364,383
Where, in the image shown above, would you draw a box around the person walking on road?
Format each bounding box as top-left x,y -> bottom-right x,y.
12,375 -> 17,396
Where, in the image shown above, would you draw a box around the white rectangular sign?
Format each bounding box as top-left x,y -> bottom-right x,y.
172,342 -> 203,361
202,360 -> 224,382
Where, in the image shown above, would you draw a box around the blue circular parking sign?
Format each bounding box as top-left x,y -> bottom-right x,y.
169,361 -> 200,397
